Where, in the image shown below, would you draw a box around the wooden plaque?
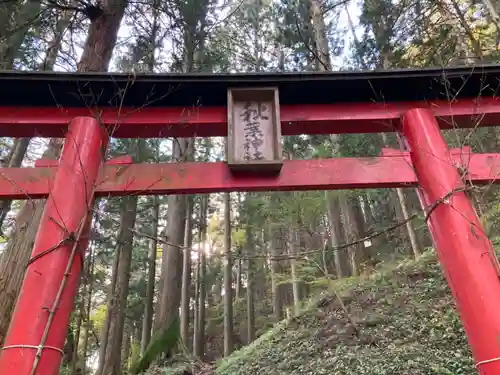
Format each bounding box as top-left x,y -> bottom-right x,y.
227,87 -> 283,173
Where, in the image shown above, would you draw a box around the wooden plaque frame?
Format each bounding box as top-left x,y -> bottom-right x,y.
227,87 -> 283,173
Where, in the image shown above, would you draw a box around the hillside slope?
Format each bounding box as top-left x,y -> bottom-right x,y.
215,251 -> 474,375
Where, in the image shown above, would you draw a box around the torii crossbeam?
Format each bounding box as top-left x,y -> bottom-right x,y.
1,66 -> 500,375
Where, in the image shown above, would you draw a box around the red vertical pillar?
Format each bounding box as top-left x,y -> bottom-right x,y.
396,133 -> 438,247
0,117 -> 108,375
402,108 -> 500,375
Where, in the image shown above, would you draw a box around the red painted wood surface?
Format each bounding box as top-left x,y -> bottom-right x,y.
0,117 -> 108,375
1,150 -> 499,199
0,97 -> 497,138
403,109 -> 500,375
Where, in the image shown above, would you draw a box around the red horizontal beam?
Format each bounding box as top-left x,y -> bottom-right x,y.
1,150 -> 500,199
0,156 -> 415,199
0,97 -> 497,138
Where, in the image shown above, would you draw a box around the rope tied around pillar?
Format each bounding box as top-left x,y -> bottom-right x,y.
0,344 -> 64,357
476,357 -> 500,368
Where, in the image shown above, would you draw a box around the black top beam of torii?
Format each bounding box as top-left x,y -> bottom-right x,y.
0,64 -> 498,108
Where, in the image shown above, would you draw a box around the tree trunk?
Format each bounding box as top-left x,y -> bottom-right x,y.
78,0 -> 127,72
63,326 -> 76,367
41,8 -> 73,70
269,226 -> 284,320
0,1 -> 17,55
155,138 -> 193,333
0,8 -> 75,231
235,252 -> 242,299
0,138 -> 30,232
80,242 -> 95,374
98,196 -> 137,374
340,194 -> 362,276
325,192 -> 350,278
435,0 -> 480,64
446,0 -> 483,62
288,226 -> 301,315
1,138 -> 28,167
70,260 -> 89,375
379,91 -> 421,260
396,188 -> 421,258
245,226 -> 255,343
156,197 -> 188,329
97,245 -> 120,374
223,192 -> 234,356
308,0 -> 331,71
483,0 -> 500,38
194,195 -> 208,358
97,195 -> 138,375
1,141 -> 17,168
121,320 -> 131,374
361,194 -> 375,231
308,0 -> 356,279
192,256 -> 199,353
0,0 -> 41,68
98,138 -> 144,375
180,197 -> 193,347
211,269 -> 223,305
141,197 -> 159,355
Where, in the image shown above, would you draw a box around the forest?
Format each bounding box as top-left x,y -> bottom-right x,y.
0,0 -> 499,374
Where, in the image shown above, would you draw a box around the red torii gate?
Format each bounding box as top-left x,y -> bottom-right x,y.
0,66 -> 500,374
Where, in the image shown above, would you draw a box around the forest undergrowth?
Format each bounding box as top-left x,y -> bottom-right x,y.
154,248 -> 477,375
